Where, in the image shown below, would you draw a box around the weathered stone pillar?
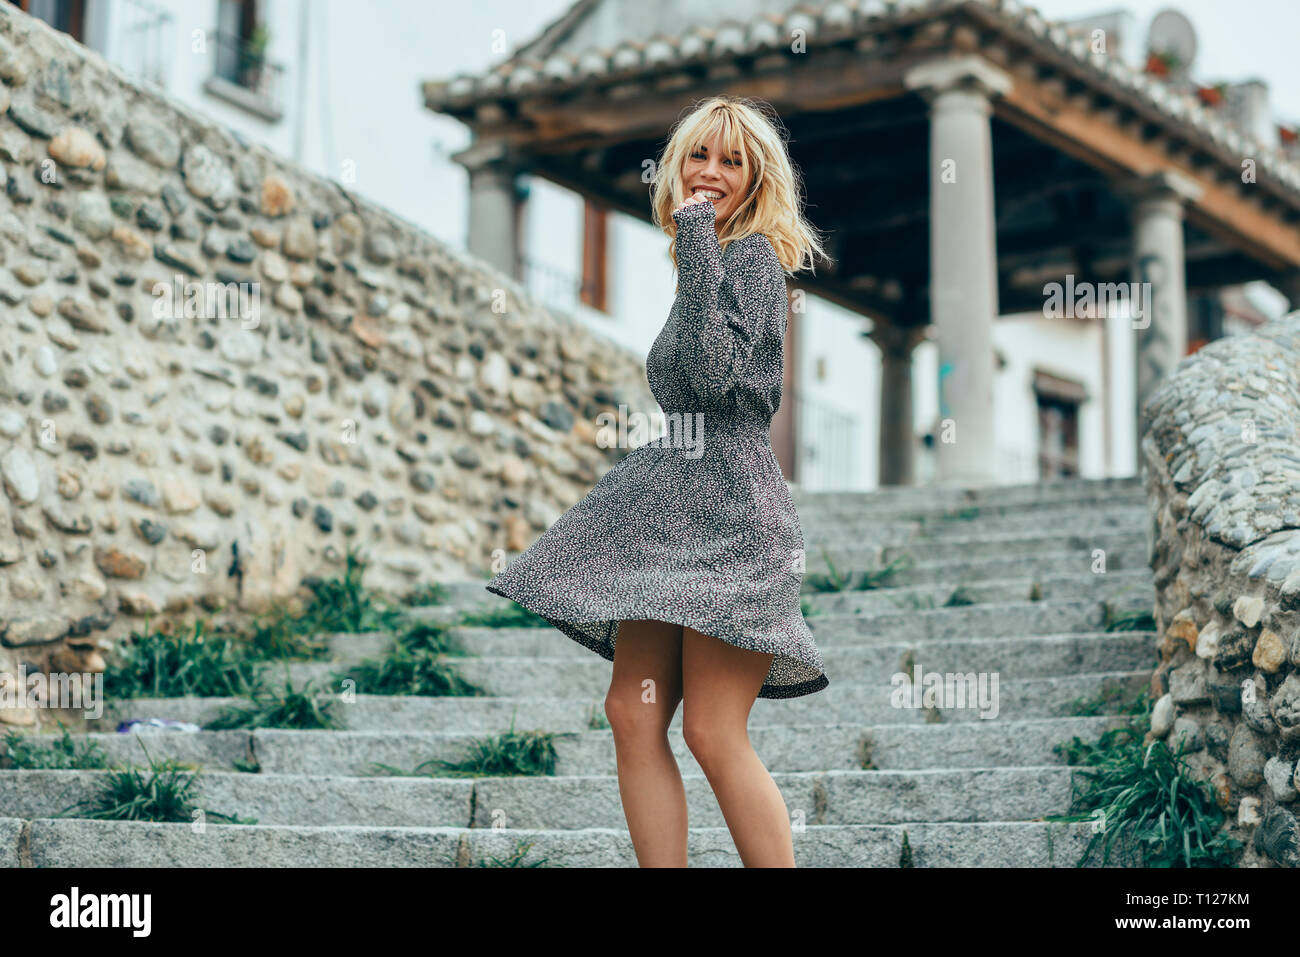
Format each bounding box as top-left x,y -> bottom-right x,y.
1274,272 -> 1300,314
905,56 -> 1012,488
1124,171 -> 1201,469
452,141 -> 522,280
868,321 -> 928,486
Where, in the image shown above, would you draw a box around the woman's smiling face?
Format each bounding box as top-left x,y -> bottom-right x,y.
681,130 -> 749,225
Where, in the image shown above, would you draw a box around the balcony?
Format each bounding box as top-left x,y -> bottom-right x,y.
202,27 -> 285,122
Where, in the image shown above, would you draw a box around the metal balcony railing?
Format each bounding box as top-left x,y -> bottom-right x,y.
792,388 -> 861,490
207,27 -> 285,118
114,0 -> 172,88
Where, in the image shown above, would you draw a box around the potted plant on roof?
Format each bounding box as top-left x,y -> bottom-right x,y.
1196,82 -> 1226,107
1144,47 -> 1180,77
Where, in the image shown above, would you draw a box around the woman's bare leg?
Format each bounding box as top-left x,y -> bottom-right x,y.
604,618 -> 686,867
680,627 -> 794,867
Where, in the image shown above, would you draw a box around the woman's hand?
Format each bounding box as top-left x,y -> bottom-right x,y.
672,191 -> 716,216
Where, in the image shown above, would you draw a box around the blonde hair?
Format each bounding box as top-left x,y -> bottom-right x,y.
651,95 -> 830,277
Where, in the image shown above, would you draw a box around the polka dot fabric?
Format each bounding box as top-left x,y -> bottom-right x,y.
486,198 -> 829,698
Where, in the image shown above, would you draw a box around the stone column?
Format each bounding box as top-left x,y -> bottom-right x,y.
1123,171 -> 1201,469
868,321 -> 928,486
905,56 -> 1012,488
1274,272 -> 1300,314
452,141 -> 521,280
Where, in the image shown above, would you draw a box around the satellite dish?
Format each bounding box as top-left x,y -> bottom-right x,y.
1147,8 -> 1197,77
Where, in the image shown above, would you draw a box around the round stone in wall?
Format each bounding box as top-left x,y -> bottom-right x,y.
1,446 -> 40,505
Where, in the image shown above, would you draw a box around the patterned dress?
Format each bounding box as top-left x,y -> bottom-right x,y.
485,198 -> 828,698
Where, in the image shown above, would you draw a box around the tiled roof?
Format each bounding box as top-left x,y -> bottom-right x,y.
425,0 -> 1300,197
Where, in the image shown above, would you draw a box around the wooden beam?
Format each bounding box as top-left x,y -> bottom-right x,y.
994,84 -> 1300,271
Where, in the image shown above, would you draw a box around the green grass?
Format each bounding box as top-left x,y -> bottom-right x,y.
343,619 -> 483,697
57,738 -> 253,824
1066,685 -> 1152,719
205,672 -> 342,730
293,546 -> 409,636
943,586 -> 976,607
1046,704 -> 1243,867
457,602 -> 549,628
102,550 -> 441,701
372,722 -> 558,778
103,619 -> 264,699
1,724 -> 109,770
402,583 -> 448,607
1102,600 -> 1157,633
478,839 -> 549,868
805,548 -> 911,592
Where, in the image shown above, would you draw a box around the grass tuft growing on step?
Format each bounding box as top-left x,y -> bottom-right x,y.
1066,685 -> 1152,718
343,619 -> 484,697
205,672 -> 342,730
58,738 -> 253,825
294,546 -> 410,636
1047,704 -> 1243,867
102,551 -> 443,701
373,722 -> 558,778
478,839 -> 549,868
943,586 -> 976,607
587,704 -> 610,730
402,582 -> 448,607
1102,600 -> 1157,633
104,619 -> 264,699
1,724 -> 108,770
805,548 -> 911,592
457,601 -> 550,628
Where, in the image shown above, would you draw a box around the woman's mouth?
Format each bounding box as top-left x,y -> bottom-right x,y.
693,188 -> 725,203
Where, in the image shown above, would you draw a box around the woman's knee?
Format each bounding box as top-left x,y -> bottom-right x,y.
604,684 -> 674,740
681,711 -> 745,770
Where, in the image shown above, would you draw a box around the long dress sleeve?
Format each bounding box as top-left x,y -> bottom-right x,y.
670,200 -> 786,409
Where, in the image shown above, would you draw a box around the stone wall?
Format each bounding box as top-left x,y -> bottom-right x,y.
0,6 -> 657,712
1141,311 -> 1300,867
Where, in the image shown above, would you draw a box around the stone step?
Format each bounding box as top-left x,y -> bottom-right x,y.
798,569 -> 1152,615
0,766 -> 1082,829
433,568 -> 1153,621
288,632 -> 1155,696
857,549 -> 1150,587
91,669 -> 1150,732
790,475 -> 1143,510
393,597 -> 1148,658
808,529 -> 1147,566
13,817 -> 1133,867
16,715 -> 1125,776
805,598 -> 1133,640
799,505 -> 1149,541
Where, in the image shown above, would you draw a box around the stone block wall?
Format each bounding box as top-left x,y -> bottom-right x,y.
1141,311 -> 1300,867
0,5 -> 657,714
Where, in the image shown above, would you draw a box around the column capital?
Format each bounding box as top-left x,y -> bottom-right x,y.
451,139 -> 523,177
867,320 -> 930,358
904,55 -> 1014,102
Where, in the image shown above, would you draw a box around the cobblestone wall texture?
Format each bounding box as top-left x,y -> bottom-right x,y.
1142,311 -> 1300,866
0,7 -> 657,700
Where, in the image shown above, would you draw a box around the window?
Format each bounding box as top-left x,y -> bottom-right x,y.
204,0 -> 284,121
6,0 -> 85,41
1033,370 -> 1085,478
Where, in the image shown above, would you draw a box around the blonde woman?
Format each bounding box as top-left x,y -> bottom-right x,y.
487,95 -> 831,867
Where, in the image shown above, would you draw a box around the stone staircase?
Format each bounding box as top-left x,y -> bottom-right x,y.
0,475 -> 1157,867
